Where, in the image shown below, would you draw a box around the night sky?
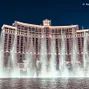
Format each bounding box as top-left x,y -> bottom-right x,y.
0,0 -> 89,31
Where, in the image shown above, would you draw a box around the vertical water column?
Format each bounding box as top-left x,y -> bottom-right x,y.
0,30 -> 5,77
36,37 -> 41,76
24,32 -> 30,76
25,34 -> 34,77
10,29 -> 20,77
48,35 -> 57,77
71,33 -> 78,70
83,32 -> 88,71
39,32 -> 47,77
71,32 -> 84,77
71,32 -> 79,76
31,37 -> 37,77
59,33 -> 68,77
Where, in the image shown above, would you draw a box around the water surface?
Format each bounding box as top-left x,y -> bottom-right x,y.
0,78 -> 89,89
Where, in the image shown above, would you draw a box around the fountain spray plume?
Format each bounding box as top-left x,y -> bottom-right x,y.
83,32 -> 88,70
49,35 -> 57,77
39,31 -> 47,77
0,30 -> 5,77
10,29 -> 20,77
71,30 -> 78,70
25,33 -> 34,77
71,29 -> 84,77
59,32 -> 68,77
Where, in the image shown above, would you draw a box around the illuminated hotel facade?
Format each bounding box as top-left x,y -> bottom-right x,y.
1,19 -> 89,69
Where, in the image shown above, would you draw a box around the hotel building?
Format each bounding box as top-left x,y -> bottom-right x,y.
1,19 -> 89,69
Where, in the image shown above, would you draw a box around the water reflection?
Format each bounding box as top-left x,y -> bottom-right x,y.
0,78 -> 89,89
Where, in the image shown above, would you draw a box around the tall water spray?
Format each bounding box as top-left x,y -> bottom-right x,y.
10,29 -> 20,77
59,34 -> 68,77
71,31 -> 84,77
39,33 -> 47,77
71,33 -> 78,69
83,32 -> 88,70
49,35 -> 57,77
25,34 -> 34,77
0,30 -> 5,77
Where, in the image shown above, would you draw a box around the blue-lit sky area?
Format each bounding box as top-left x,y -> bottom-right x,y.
0,0 -> 89,30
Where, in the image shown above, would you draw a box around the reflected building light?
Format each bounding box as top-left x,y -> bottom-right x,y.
22,52 -> 24,54
81,52 -> 83,54
42,35 -> 44,38
58,53 -> 60,55
26,52 -> 28,54
30,52 -> 32,54
49,35 -> 52,38
18,51 -> 20,53
48,53 -> 50,54
69,53 -> 71,55
6,50 -> 9,52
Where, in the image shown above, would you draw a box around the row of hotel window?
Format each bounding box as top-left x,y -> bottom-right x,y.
4,34 -> 85,53
4,28 -> 86,38
4,26 -> 75,34
17,25 -> 73,31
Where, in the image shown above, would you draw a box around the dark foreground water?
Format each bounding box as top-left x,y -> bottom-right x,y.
0,78 -> 89,89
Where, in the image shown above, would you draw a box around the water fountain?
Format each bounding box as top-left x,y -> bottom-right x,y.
83,32 -> 88,69
25,34 -> 34,77
0,29 -> 89,78
0,30 -> 5,77
59,34 -> 69,77
83,32 -> 89,77
10,29 -> 20,77
48,35 -> 57,77
71,32 -> 84,77
39,33 -> 48,77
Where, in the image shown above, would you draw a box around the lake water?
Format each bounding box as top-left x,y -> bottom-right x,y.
0,78 -> 89,89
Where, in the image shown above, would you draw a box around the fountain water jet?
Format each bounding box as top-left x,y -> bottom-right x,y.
48,35 -> 57,77
39,34 -> 48,77
83,32 -> 88,69
25,34 -> 34,77
59,34 -> 69,77
10,30 -> 20,77
0,30 -> 5,77
83,32 -> 89,77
